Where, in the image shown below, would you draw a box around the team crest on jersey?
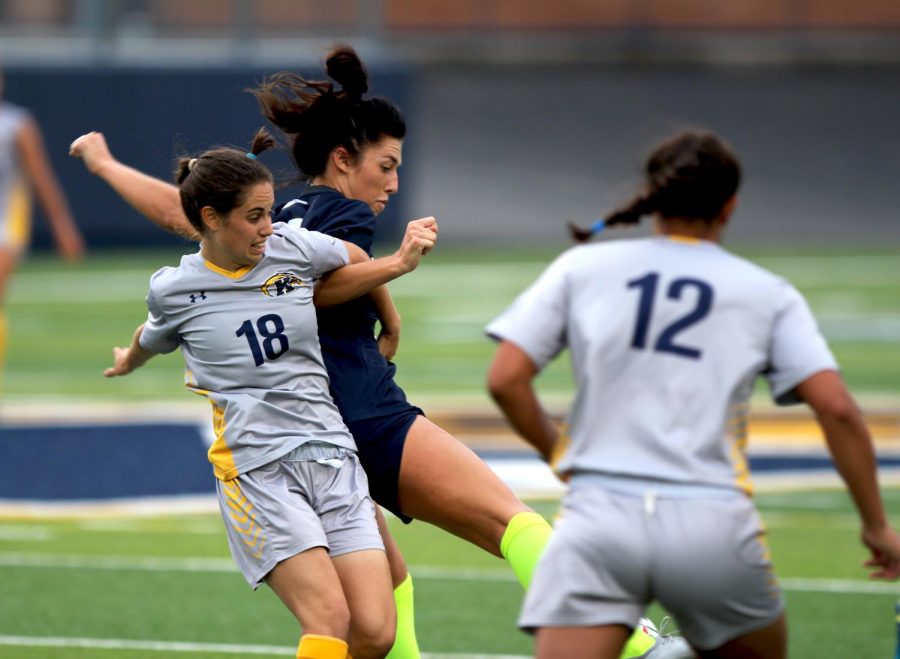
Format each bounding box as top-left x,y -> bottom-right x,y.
260,272 -> 306,297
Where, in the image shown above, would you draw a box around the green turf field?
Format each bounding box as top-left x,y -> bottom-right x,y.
5,245 -> 900,404
0,491 -> 898,658
3,245 -> 899,658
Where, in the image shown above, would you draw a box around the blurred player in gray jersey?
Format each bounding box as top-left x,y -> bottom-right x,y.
0,68 -> 83,393
104,129 -> 437,659
486,130 -> 900,659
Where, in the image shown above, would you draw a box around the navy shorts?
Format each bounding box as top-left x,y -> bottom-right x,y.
345,405 -> 424,523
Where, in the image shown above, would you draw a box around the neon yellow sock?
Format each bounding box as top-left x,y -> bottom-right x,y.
297,634 -> 348,659
621,623 -> 656,658
499,511 -> 553,590
386,573 -> 420,658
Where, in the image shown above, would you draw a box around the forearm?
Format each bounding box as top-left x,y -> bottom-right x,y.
314,255 -> 408,307
125,324 -> 155,370
93,160 -> 198,241
487,341 -> 558,460
491,382 -> 558,461
798,371 -> 888,531
819,409 -> 887,531
105,323 -> 157,378
30,170 -> 75,230
17,121 -> 77,230
370,285 -> 401,331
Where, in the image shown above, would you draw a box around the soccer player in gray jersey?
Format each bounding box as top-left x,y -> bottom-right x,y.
103,129 -> 437,659
0,68 -> 84,391
486,130 -> 900,659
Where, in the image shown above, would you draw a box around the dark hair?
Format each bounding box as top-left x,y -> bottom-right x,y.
175,128 -> 277,235
250,44 -> 406,180
570,130 -> 741,242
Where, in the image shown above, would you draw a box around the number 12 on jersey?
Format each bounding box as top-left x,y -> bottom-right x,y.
626,272 -> 714,360
236,313 -> 290,366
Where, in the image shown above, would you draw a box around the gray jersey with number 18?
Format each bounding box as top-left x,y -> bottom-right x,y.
140,222 -> 353,481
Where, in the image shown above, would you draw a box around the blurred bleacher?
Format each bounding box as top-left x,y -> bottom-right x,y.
3,1 -> 900,248
2,0 -> 899,65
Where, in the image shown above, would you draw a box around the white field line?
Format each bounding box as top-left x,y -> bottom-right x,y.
0,636 -> 295,656
0,635 -> 528,658
1,552 -> 897,595
5,468 -> 900,520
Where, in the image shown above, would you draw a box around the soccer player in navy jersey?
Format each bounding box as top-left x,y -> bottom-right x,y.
104,129 -> 437,659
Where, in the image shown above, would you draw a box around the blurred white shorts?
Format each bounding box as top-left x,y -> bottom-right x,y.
520,479 -> 785,650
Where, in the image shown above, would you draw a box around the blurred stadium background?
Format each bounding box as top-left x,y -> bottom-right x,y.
1,2 -> 899,658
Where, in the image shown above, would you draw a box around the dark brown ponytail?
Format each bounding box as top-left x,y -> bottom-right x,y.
570,130 -> 741,243
251,44 -> 405,181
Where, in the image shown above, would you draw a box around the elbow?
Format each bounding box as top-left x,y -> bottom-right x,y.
487,341 -> 538,403
486,364 -> 524,405
817,395 -> 862,428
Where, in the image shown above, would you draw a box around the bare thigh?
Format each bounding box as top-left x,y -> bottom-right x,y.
375,505 -> 408,588
397,416 -> 531,555
266,547 -> 350,639
697,615 -> 787,659
535,625 -> 633,659
333,548 -> 396,658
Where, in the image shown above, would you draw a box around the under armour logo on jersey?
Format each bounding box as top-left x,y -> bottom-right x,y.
260,273 -> 306,297
190,291 -> 207,303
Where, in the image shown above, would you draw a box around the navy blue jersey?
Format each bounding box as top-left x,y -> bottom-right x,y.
274,185 -> 413,422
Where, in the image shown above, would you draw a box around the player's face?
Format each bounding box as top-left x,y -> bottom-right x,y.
211,181 -> 275,270
346,137 -> 402,216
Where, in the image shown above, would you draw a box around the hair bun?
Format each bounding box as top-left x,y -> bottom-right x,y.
326,45 -> 369,100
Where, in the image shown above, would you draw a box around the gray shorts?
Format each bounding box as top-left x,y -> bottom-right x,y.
520,480 -> 785,650
216,443 -> 384,590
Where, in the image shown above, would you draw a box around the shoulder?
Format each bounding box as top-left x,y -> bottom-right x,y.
293,187 -> 375,234
715,248 -> 794,296
272,222 -> 344,257
273,197 -> 310,222
0,102 -> 32,134
147,254 -> 199,295
552,239 -> 638,272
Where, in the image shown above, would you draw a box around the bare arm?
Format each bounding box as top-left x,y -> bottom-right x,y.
17,117 -> 85,260
314,217 -> 437,307
69,131 -> 199,241
796,369 -> 900,579
104,323 -> 157,377
371,285 -> 401,361
487,340 -> 559,462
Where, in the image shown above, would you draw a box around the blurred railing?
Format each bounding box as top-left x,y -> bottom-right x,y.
1,0 -> 899,64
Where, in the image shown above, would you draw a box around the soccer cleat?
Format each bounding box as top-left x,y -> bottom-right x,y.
636,617 -> 696,659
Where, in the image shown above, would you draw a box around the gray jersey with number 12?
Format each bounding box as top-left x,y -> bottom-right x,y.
487,236 -> 837,494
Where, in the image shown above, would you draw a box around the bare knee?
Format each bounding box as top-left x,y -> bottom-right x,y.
300,597 -> 351,640
350,617 -> 396,659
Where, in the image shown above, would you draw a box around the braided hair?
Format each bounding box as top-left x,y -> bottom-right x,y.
570,130 -> 741,242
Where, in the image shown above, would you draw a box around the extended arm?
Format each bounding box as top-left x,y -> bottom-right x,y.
314,217 -> 437,307
487,340 -> 559,461
17,117 -> 85,260
104,323 -> 157,377
69,131 -> 199,241
797,369 -> 900,579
